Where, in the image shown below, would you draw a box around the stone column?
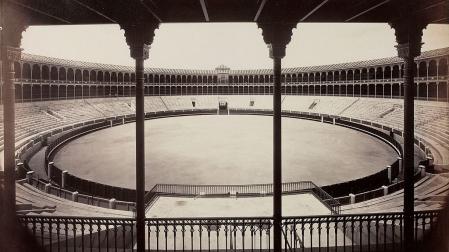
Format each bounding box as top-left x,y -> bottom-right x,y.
1,15 -> 27,217
258,22 -> 296,252
390,19 -> 427,251
121,22 -> 159,252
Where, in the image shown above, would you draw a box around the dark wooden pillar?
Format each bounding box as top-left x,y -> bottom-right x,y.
0,12 -> 27,217
390,20 -> 426,250
122,23 -> 159,252
258,22 -> 295,252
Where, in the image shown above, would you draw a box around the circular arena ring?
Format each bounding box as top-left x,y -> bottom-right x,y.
16,106 -> 429,212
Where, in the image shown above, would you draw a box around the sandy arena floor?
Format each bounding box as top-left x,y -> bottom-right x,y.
53,115 -> 397,189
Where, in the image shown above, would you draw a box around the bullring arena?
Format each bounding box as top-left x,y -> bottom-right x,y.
0,46 -> 447,250
1,2 -> 449,250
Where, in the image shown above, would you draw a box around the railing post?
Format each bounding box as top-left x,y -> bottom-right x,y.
382,185 -> 388,196
26,171 -> 34,184
109,198 -> 116,209
61,170 -> 68,188
387,165 -> 392,183
72,191 -> 79,202
45,183 -> 52,193
419,165 -> 426,177
47,161 -> 54,181
349,193 -> 355,204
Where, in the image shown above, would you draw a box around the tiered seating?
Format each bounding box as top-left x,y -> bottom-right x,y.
1,95 -> 446,216
161,96 -> 195,110
342,173 -> 449,213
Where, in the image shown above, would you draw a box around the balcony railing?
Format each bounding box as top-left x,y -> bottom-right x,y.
18,210 -> 440,251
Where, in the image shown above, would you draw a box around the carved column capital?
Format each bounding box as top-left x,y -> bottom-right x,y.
390,20 -> 427,59
1,17 -> 27,60
257,22 -> 296,59
120,23 -> 159,60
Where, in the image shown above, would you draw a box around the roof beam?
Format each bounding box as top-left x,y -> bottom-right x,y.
8,0 -> 72,24
71,0 -> 117,23
199,0 -> 210,21
139,0 -> 162,23
254,0 -> 268,22
345,0 -> 390,22
300,0 -> 329,22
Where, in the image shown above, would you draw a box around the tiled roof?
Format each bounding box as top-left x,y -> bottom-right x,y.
22,47 -> 449,75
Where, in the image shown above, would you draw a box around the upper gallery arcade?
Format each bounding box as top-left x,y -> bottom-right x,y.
2,47 -> 448,102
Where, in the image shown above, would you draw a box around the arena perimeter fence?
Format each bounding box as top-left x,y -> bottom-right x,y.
18,210 -> 440,252
17,108 -> 432,212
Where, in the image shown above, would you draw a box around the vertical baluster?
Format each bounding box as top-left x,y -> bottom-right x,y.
216,220 -> 220,251
114,221 -> 117,252
97,220 -> 101,252
350,218 -> 354,252
225,222 -> 229,252
375,216 -> 379,252
56,219 -> 60,252
200,220 -> 203,251
383,217 -> 387,252
301,219 -> 305,252
251,221 -> 254,252
207,222 -> 211,252
122,222 -> 125,252
310,222 -> 313,249
190,223 -> 194,252
81,219 -> 86,252
165,223 -> 168,252
40,219 -> 45,249
106,220 -> 110,252
399,216 -> 403,251
65,219 -> 69,252
391,217 -> 395,252
173,221 -> 177,251
367,217 -> 371,252
156,220 -> 160,252
89,219 -> 93,252
74,219 -> 78,252
49,219 -> 53,252
147,222 -> 151,252
334,220 -> 338,251
343,219 -> 347,252
414,215 -> 418,245
242,219 -> 245,251
318,219 -> 322,251
181,221 -> 185,252
359,219 -> 363,252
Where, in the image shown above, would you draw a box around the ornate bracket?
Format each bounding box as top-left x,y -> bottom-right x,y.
390,21 -> 427,59
257,22 -> 296,59
121,23 -> 159,60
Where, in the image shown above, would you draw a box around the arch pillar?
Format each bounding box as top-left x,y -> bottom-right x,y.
390,18 -> 427,250
122,22 -> 159,252
258,21 -> 296,252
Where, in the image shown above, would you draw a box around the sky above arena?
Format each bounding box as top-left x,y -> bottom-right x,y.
22,23 -> 449,70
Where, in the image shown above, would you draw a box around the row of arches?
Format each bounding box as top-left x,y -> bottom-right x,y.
5,82 -> 448,103
15,57 -> 448,85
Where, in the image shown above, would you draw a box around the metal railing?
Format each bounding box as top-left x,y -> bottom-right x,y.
144,181 -> 341,214
18,210 -> 440,251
